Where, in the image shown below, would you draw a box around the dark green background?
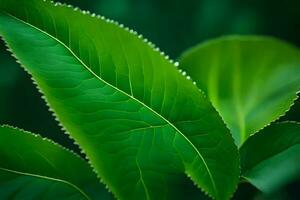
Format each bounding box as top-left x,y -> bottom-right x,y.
1,0 -> 300,199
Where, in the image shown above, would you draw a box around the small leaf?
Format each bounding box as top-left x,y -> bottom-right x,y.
0,125 -> 111,200
0,0 -> 239,199
240,122 -> 300,193
179,36 -> 300,146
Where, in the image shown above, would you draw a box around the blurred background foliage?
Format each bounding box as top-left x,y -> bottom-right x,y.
1,0 -> 300,199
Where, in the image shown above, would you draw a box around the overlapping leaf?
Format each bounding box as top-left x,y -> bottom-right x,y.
0,125 -> 111,200
240,122 -> 300,193
179,36 -> 300,146
0,0 -> 239,199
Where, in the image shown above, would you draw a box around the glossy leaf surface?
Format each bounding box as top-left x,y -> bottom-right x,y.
0,125 -> 111,200
240,122 -> 300,193
0,0 -> 239,199
179,36 -> 300,145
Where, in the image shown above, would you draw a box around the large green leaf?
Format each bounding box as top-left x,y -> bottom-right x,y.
179,36 -> 300,146
240,122 -> 300,193
0,0 -> 239,199
0,125 -> 111,200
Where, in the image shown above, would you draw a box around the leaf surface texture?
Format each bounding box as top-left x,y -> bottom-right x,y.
0,1 -> 239,199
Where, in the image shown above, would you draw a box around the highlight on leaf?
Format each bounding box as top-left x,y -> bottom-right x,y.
179,36 -> 300,146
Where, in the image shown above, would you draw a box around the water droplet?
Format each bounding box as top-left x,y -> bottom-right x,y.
174,62 -> 179,67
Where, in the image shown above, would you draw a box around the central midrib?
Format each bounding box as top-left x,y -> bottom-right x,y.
5,11 -> 217,196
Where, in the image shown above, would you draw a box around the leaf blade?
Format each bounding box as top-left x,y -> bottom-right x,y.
240,122 -> 300,193
0,125 -> 111,200
179,36 -> 300,146
0,1 -> 239,199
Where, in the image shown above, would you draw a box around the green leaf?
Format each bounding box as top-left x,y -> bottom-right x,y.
0,125 -> 111,200
279,94 -> 300,122
240,122 -> 300,193
0,0 -> 239,199
179,36 -> 300,146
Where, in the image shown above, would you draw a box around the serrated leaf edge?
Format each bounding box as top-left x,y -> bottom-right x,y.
0,38 -> 117,199
49,0 -> 203,93
1,1 -> 241,199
